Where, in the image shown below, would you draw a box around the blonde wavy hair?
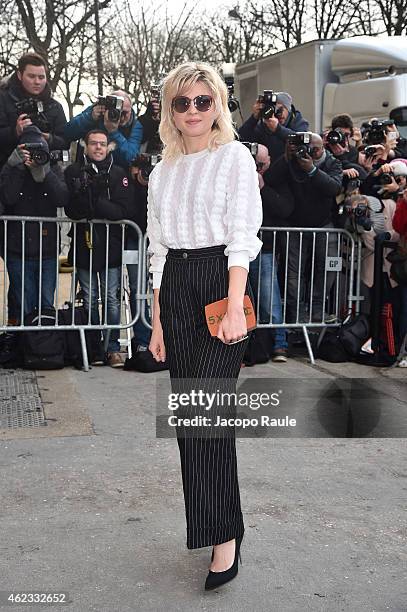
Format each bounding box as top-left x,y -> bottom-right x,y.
159,62 -> 236,162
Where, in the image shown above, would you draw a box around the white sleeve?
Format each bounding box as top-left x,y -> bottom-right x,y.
146,170 -> 168,289
224,142 -> 263,271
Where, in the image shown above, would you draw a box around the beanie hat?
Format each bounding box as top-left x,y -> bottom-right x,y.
366,196 -> 386,234
19,125 -> 50,183
276,92 -> 292,110
389,160 -> 407,177
19,125 -> 49,151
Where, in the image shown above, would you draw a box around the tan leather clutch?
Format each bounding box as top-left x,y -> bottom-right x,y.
205,295 -> 256,337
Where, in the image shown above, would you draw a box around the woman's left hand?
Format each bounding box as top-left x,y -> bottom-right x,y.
217,302 -> 247,344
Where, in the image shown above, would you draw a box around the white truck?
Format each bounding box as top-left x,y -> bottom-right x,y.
234,36 -> 407,137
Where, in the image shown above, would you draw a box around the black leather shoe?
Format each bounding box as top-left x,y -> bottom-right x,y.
205,534 -> 243,591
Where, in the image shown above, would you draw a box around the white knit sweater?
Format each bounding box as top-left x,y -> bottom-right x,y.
146,140 -> 263,289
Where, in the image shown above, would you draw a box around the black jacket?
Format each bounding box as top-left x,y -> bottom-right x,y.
64,156 -> 133,271
0,163 -> 68,259
266,150 -> 343,227
239,108 -> 310,164
126,178 -> 147,244
260,181 -> 295,250
0,73 -> 67,168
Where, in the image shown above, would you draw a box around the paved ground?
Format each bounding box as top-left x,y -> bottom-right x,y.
0,354 -> 406,612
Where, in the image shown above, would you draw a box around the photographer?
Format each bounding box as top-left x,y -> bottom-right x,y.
0,52 -> 67,169
345,194 -> 399,321
138,98 -> 162,154
0,125 -> 68,322
64,90 -> 143,169
324,114 -> 366,181
266,133 -> 342,322
121,154 -> 167,372
239,91 -> 309,162
246,143 -> 292,362
64,129 -> 133,368
389,161 -> 407,195
360,153 -> 401,199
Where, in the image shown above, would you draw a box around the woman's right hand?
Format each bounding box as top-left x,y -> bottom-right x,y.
149,320 -> 166,362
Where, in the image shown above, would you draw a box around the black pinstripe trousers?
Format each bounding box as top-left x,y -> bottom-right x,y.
159,245 -> 252,550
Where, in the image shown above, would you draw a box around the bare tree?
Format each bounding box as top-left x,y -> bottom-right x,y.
262,0 -> 308,48
14,0 -> 112,90
197,2 -> 278,64
0,0 -> 28,76
312,0 -> 362,39
103,1 -> 198,111
57,20 -> 97,118
352,0 -> 379,34
373,0 -> 407,34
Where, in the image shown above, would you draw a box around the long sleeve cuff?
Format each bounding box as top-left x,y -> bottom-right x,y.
227,250 -> 250,271
152,271 -> 163,290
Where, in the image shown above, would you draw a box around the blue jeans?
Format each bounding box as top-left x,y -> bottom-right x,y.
77,267 -> 121,353
7,257 -> 57,322
249,252 -> 288,351
126,235 -> 151,347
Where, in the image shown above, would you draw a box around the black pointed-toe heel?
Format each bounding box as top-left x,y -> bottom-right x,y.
205,534 -> 244,591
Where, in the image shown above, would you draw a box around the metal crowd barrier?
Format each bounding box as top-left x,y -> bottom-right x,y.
0,219 -> 363,370
254,227 -> 363,363
0,216 -> 144,371
141,227 -> 363,365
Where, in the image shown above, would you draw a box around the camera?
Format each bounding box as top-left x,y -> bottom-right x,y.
379,172 -> 394,185
15,98 -> 50,133
49,150 -> 70,164
79,163 -> 109,192
343,176 -> 361,195
150,83 -> 161,103
24,143 -> 50,166
241,142 -> 265,170
97,95 -> 124,122
131,153 -> 162,181
241,142 -> 259,159
257,90 -> 280,120
16,98 -> 43,117
287,132 -> 312,159
224,76 -> 240,113
342,198 -> 372,232
149,83 -> 161,119
364,145 -> 379,159
373,171 -> 396,195
326,128 -> 347,146
362,119 -> 394,145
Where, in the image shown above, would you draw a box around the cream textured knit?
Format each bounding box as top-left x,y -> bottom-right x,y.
147,139 -> 263,289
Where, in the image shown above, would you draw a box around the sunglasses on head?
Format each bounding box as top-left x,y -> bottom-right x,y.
172,95 -> 213,113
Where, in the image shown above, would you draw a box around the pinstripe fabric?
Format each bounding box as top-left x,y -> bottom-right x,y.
159,245 -> 251,550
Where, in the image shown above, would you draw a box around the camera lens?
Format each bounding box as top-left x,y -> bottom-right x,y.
327,129 -> 345,146
108,109 -> 121,122
31,149 -> 50,166
228,99 -> 239,113
380,173 -> 393,185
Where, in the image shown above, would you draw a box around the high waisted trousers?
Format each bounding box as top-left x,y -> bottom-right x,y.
159,245 -> 252,549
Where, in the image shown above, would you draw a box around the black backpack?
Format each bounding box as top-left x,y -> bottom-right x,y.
317,314 -> 370,363
23,308 -> 65,370
58,303 -> 103,369
243,328 -> 270,366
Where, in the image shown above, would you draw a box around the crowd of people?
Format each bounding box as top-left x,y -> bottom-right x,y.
239,92 -> 407,365
0,51 -> 406,369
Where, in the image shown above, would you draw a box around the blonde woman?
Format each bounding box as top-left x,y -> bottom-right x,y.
147,62 -> 262,590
